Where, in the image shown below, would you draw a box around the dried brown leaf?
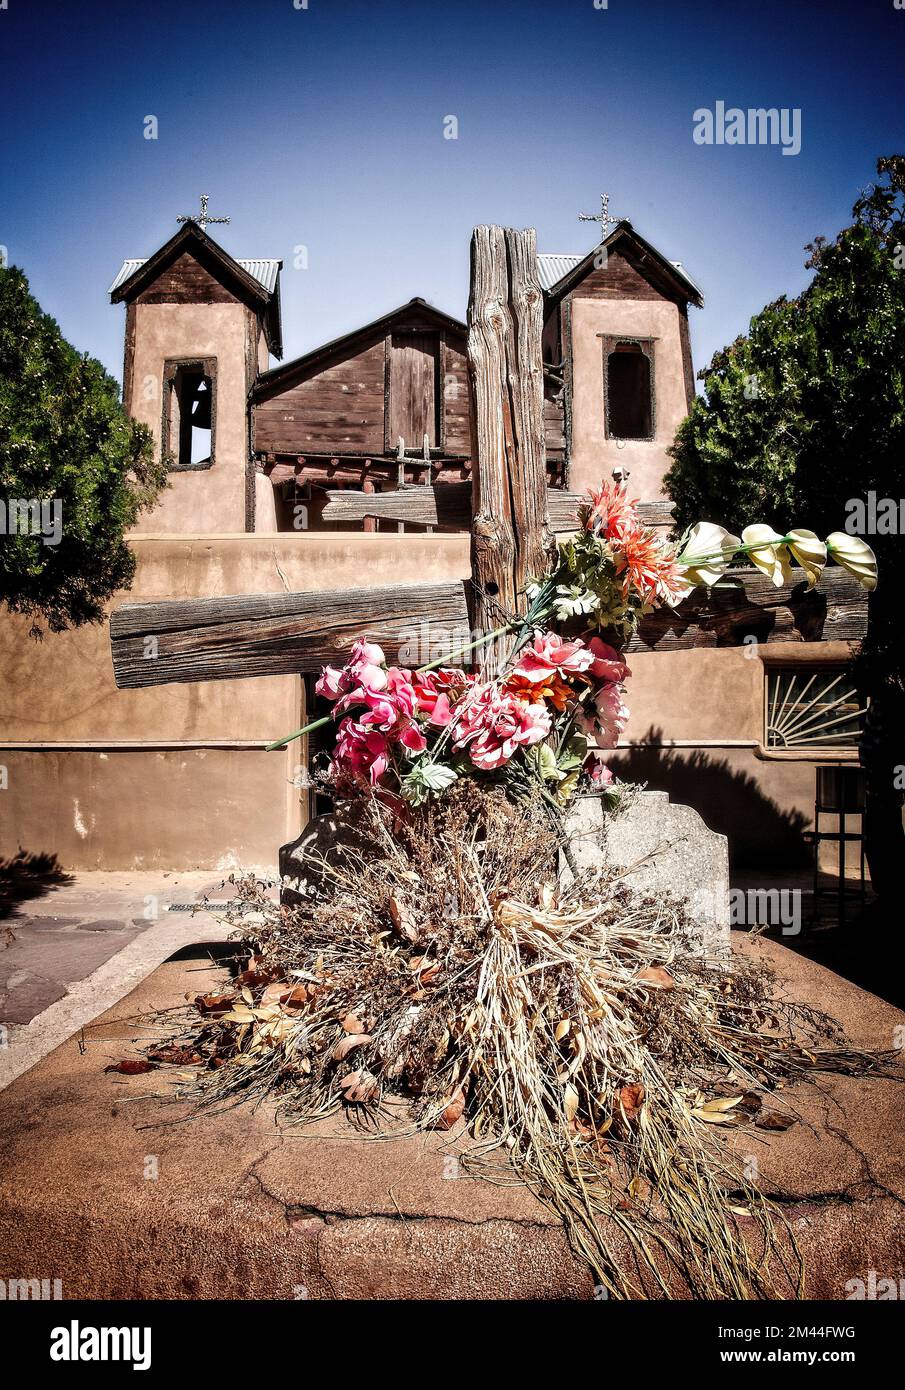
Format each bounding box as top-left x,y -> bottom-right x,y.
436,1084 -> 467,1130
636,966 -> 675,990
755,1110 -> 796,1132
193,993 -> 234,1016
332,1033 -> 373,1061
618,1083 -> 645,1123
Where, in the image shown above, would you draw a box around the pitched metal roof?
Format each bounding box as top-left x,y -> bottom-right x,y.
537,254 -> 583,291
668,261 -> 703,299
108,256 -> 281,296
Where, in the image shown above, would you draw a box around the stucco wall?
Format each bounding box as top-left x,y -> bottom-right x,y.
127,302 -> 251,535
609,643 -> 858,869
0,534 -> 471,872
568,297 -> 688,500
0,528 -> 850,873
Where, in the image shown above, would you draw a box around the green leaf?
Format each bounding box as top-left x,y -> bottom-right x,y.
536,743 -> 560,782
419,762 -> 458,792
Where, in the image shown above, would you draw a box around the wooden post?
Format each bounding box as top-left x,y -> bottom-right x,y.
467,226 -> 554,675
361,476 -> 377,534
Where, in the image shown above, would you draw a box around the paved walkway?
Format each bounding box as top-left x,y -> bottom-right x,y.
0,868 -> 278,1088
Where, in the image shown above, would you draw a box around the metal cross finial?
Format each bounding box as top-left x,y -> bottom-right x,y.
176,194 -> 230,233
578,192 -> 618,242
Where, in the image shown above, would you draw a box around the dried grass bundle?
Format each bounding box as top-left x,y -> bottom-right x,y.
167,785 -> 889,1299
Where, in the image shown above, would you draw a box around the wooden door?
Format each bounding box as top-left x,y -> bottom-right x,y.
388,332 -> 439,450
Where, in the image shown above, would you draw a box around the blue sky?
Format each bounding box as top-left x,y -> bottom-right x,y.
1,0 -> 902,385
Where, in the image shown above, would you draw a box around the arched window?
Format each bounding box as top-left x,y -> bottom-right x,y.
603,339 -> 654,440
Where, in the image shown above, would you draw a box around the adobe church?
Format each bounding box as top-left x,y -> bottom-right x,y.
109,199 -> 701,533
0,201 -> 859,876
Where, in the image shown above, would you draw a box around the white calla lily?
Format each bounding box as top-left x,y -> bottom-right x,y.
676,521 -> 741,589
784,528 -> 827,589
741,524 -> 792,588
825,532 -> 878,591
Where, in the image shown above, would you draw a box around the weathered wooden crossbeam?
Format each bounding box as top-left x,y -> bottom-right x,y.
109,582 -> 470,688
109,567 -> 867,689
320,483 -> 675,532
626,567 -> 867,654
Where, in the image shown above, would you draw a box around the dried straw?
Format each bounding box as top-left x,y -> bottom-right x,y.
164,785 -> 891,1299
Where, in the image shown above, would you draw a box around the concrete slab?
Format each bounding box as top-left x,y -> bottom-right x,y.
0,935 -> 901,1300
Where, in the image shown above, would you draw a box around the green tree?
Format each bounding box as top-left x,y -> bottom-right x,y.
0,265 -> 166,632
665,157 -> 905,903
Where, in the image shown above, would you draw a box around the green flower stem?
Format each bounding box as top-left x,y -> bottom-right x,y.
265,713 -> 333,752
415,621 -> 515,674
676,535 -> 799,569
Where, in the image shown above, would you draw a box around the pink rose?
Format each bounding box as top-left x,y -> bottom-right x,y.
398,723 -> 427,754
349,639 -> 386,667
411,668 -> 466,726
584,753 -> 614,786
452,685 -> 551,771
354,668 -> 415,726
318,638 -> 388,711
586,637 -> 631,685
577,683 -> 629,750
330,719 -> 392,787
315,665 -> 345,701
333,661 -> 389,716
510,630 -> 595,684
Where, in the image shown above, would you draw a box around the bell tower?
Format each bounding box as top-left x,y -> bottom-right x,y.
110,205 -> 282,534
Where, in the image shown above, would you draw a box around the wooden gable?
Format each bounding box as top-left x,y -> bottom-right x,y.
133,250 -> 242,306
545,223 -> 704,310
569,248 -> 673,303
251,299 -> 473,462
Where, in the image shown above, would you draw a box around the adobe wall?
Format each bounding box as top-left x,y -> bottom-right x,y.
610,644 -> 857,869
0,535 -> 471,872
568,297 -> 688,501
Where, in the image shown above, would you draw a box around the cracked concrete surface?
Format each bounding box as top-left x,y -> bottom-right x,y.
0,936 -> 902,1299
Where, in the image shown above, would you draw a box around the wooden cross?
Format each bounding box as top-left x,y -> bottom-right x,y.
108,227 -> 867,692
578,193 -> 618,243
176,194 -> 230,233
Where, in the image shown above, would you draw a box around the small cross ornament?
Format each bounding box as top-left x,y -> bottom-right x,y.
578,192 -> 618,243
177,194 -> 230,233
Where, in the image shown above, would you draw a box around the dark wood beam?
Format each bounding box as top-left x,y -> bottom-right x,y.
625,567 -> 868,653
110,582 -> 471,689
108,566 -> 866,691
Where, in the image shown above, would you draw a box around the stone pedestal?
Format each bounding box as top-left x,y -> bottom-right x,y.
280,808 -> 370,907
561,790 -> 731,960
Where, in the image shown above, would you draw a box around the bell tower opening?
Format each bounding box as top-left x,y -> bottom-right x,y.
164,360 -> 216,470
604,340 -> 654,441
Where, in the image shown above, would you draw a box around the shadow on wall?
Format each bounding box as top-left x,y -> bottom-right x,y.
0,850 -> 72,927
609,727 -> 810,870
